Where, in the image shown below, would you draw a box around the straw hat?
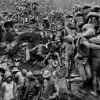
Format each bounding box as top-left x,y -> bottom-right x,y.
65,14 -> 73,18
43,70 -> 51,78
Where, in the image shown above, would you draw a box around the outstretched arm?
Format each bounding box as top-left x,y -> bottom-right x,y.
82,28 -> 95,38
82,40 -> 100,49
29,45 -> 38,52
89,37 -> 100,45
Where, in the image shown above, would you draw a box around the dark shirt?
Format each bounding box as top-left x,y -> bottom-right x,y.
26,80 -> 40,96
42,80 -> 56,99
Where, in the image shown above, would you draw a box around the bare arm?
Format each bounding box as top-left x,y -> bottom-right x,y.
89,37 -> 100,45
29,46 -> 38,52
54,52 -> 61,66
82,40 -> 100,49
54,84 -> 59,95
1,83 -> 5,99
43,53 -> 51,63
82,28 -> 95,38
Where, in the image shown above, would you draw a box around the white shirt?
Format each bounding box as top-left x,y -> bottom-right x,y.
2,81 -> 14,100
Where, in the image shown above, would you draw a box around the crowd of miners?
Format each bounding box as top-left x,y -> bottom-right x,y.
0,1 -> 100,100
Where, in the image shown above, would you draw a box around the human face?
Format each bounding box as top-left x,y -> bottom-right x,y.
91,17 -> 99,27
75,16 -> 84,26
7,77 -> 12,83
43,79 -> 48,86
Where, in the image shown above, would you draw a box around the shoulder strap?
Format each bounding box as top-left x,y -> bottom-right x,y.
13,81 -> 16,99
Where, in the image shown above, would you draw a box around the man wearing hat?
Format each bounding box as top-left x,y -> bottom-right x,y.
92,5 -> 100,13
74,11 -> 85,33
23,71 -> 40,100
82,4 -> 92,15
73,4 -> 82,16
40,70 -> 59,100
12,67 -> 24,100
42,17 -> 50,30
86,12 -> 100,31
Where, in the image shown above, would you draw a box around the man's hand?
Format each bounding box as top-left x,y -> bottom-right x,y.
81,38 -> 100,49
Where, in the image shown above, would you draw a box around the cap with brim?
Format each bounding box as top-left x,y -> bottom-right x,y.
65,14 -> 73,18
74,4 -> 81,8
43,70 -> 51,78
75,12 -> 84,17
12,67 -> 19,72
82,4 -> 91,10
4,20 -> 14,25
92,5 -> 100,11
21,43 -> 28,47
86,12 -> 100,19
